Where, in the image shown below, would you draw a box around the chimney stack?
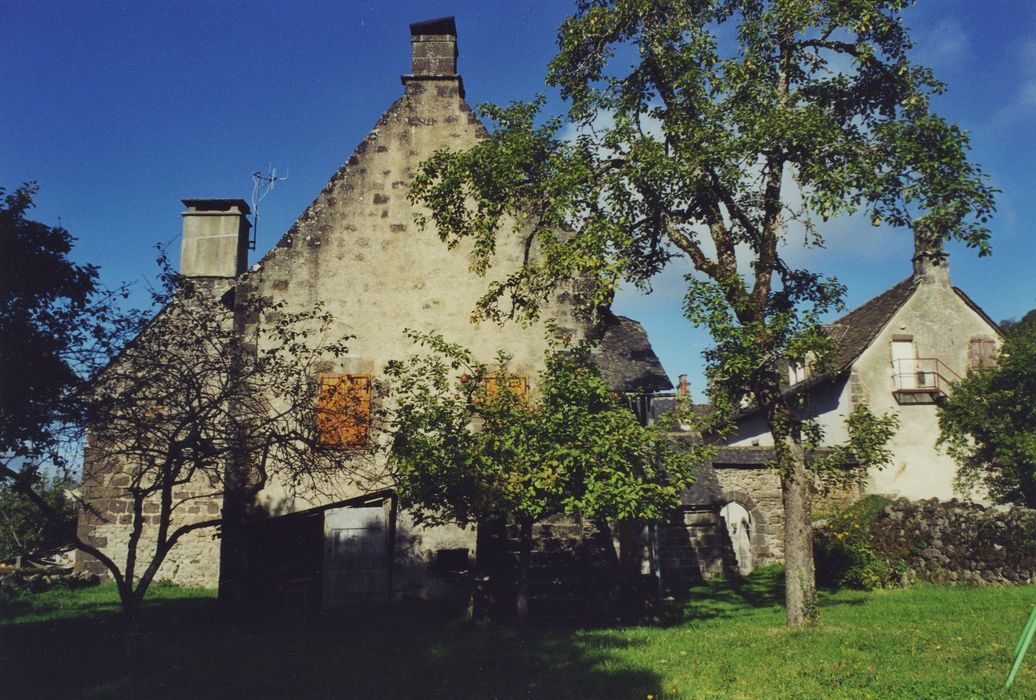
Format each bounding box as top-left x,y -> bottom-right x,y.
911,220 -> 950,285
408,17 -> 458,77
677,374 -> 689,399
179,199 -> 251,278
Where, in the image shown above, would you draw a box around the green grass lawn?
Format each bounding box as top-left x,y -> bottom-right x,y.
2,570 -> 1034,699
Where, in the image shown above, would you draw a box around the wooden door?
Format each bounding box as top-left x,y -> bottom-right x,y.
891,339 -> 917,389
322,504 -> 391,608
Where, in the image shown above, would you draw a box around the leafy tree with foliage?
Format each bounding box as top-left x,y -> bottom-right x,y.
0,183 -> 134,471
385,331 -> 702,628
410,1 -> 994,625
0,474 -> 78,562
999,308 -> 1036,336
0,182 -> 138,567
940,324 -> 1036,506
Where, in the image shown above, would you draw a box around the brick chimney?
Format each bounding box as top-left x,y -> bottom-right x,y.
179,199 -> 251,278
677,374 -> 689,399
911,220 -> 950,286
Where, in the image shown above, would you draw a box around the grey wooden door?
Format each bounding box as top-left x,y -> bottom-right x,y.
323,504 -> 390,608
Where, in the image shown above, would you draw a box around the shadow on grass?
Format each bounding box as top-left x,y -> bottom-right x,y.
651,566 -> 868,626
1,591 -> 664,699
661,565 -> 786,624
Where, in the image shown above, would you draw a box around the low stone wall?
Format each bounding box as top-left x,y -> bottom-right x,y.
868,498 -> 1036,586
1,566 -> 101,594
658,509 -> 728,593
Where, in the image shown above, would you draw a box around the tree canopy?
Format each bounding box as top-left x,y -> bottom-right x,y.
386,332 -> 700,527
940,326 -> 1036,506
0,183 -> 133,473
410,0 -> 993,625
385,331 -> 703,625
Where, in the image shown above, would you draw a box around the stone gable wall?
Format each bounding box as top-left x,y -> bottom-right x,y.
76,35 -> 590,595
76,441 -> 222,589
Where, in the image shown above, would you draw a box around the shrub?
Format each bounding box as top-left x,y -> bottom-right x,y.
814,495 -> 892,590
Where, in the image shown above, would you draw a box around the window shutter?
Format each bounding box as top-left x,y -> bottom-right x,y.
316,373 -> 372,448
968,339 -> 997,369
485,373 -> 529,399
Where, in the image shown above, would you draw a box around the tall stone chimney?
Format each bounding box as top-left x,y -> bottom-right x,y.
409,17 -> 457,75
179,199 -> 251,278
404,17 -> 463,96
911,220 -> 950,285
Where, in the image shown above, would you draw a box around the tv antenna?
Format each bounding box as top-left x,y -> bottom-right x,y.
249,165 -> 288,251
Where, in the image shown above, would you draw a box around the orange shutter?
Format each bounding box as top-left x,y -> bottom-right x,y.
316,373 -> 372,448
485,373 -> 529,399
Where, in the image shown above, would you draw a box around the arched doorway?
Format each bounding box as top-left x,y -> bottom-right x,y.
720,501 -> 753,575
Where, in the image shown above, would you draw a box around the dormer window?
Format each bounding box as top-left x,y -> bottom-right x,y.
788,362 -> 809,386
787,351 -> 816,386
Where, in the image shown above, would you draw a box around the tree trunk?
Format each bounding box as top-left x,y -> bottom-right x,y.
781,437 -> 817,627
515,517 -> 533,633
217,485 -> 247,608
117,580 -> 141,624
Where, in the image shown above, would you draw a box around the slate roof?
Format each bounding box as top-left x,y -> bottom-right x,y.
822,276 -> 916,374
647,396 -> 715,424
595,312 -> 674,393
792,276 -> 1002,390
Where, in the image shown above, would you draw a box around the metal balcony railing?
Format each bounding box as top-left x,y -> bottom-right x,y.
891,357 -> 962,404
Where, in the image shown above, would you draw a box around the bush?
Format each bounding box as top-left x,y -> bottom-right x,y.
814,495 -> 893,590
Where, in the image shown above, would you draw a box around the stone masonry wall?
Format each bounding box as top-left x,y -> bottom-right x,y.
76,444 -> 222,589
658,509 -> 729,592
868,499 -> 1036,586
714,466 -> 784,566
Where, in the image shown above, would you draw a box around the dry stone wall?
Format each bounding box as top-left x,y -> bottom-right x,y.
869,498 -> 1036,586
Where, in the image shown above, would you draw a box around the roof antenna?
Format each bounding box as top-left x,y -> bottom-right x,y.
250,165 -> 288,251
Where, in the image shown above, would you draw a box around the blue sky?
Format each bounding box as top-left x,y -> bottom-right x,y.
3,1 -> 1034,400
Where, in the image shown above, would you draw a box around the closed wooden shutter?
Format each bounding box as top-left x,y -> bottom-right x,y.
316,373 -> 371,448
968,339 -> 997,369
485,373 -> 529,399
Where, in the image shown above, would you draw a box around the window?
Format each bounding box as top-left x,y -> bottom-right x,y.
968,338 -> 997,370
316,373 -> 371,448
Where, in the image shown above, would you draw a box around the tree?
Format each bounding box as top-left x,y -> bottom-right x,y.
75,266 -> 365,618
0,182 -> 137,564
999,308 -> 1036,336
939,324 -> 1036,506
0,473 -> 78,562
410,1 -> 994,625
0,183 -> 133,470
384,331 -> 703,628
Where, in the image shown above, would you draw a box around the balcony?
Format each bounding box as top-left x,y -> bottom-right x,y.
891,357 -> 962,405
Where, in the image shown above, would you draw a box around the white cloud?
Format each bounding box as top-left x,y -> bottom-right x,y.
913,18 -> 970,69
990,41 -> 1036,128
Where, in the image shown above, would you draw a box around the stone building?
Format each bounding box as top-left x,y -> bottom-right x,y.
76,16 -> 1001,607
693,228 -> 1003,575
76,18 -> 672,610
